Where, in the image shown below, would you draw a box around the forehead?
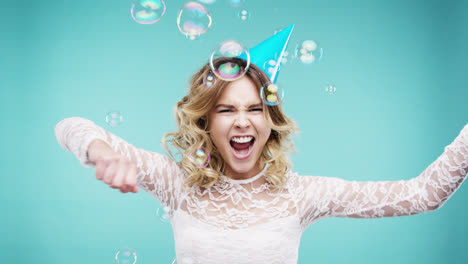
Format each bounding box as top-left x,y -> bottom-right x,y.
216,76 -> 261,106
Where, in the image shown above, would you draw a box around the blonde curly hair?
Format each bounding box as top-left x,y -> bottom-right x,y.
162,58 -> 299,192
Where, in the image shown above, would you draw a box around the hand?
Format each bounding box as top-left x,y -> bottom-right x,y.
95,153 -> 139,194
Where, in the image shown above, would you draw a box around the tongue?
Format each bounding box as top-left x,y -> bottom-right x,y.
232,141 -> 250,150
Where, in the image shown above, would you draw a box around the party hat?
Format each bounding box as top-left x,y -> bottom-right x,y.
238,24 -> 294,83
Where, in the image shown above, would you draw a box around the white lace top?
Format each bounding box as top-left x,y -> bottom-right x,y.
55,117 -> 468,264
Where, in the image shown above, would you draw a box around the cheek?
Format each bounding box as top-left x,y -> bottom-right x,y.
253,117 -> 271,138
208,118 -> 230,145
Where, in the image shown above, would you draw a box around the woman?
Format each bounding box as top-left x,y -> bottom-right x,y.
55,58 -> 468,264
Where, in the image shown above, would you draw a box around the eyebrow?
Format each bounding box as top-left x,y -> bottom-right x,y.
215,103 -> 263,109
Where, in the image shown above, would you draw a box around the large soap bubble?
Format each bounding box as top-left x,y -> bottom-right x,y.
177,2 -> 212,40
293,40 -> 323,64
131,0 -> 166,24
210,40 -> 250,81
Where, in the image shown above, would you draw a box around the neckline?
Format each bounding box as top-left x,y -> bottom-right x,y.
220,163 -> 269,184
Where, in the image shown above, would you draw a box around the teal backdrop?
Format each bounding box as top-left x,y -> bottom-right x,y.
2,0 -> 468,263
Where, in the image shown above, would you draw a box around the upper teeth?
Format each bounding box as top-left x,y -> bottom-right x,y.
232,136 -> 253,143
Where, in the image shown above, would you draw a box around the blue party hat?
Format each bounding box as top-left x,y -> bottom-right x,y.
238,24 -> 294,83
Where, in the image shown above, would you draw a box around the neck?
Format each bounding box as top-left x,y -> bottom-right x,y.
224,162 -> 263,180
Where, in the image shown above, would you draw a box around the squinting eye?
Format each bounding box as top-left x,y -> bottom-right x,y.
250,108 -> 263,112
218,109 -> 232,113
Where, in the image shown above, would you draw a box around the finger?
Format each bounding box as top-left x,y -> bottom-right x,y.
95,158 -> 109,180
112,163 -> 127,190
103,161 -> 117,185
123,165 -> 138,191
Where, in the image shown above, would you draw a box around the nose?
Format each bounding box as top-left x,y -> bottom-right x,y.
234,112 -> 250,128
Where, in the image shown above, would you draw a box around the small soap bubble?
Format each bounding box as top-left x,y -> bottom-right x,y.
227,0 -> 245,7
177,2 -> 212,40
115,247 -> 137,264
262,58 -> 278,76
280,51 -> 290,64
188,148 -> 211,168
237,9 -> 250,21
131,0 -> 166,24
157,206 -> 171,223
324,84 -> 337,95
210,40 -> 250,81
294,40 -> 323,64
203,72 -> 217,88
106,111 -> 124,128
260,82 -> 284,106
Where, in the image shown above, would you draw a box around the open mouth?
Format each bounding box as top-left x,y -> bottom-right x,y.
229,136 -> 256,160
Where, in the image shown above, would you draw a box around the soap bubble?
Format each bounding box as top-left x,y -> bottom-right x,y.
324,84 -> 337,95
227,0 -> 245,7
131,0 -> 166,24
293,40 -> 323,64
177,2 -> 212,40
115,247 -> 137,264
261,50 -> 290,77
157,206 -> 171,223
203,72 -> 217,88
188,148 -> 211,168
210,40 -> 250,81
106,111 -> 124,128
260,82 -> 284,106
262,58 -> 278,76
237,9 -> 250,21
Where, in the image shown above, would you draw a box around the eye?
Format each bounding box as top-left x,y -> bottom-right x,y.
218,109 -> 232,113
250,108 -> 263,112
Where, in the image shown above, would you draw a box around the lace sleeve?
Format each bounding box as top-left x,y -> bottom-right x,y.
54,117 -> 184,209
297,124 -> 468,229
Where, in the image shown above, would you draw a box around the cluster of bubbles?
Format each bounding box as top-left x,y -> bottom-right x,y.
106,111 -> 124,128
260,82 -> 284,106
115,247 -> 137,264
132,0 -> 250,39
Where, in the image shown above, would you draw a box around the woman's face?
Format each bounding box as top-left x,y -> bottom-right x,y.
207,76 -> 271,180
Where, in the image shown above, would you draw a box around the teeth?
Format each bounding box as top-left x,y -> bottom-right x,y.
231,136 -> 253,143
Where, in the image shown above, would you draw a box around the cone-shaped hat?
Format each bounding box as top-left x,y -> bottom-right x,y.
238,24 -> 294,83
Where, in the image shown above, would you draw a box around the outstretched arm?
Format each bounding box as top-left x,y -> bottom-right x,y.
296,124 -> 468,228
54,117 -> 184,210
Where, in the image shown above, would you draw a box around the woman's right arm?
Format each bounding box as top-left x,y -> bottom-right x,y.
54,117 -> 184,209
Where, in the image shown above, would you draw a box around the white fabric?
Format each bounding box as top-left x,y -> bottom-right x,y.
55,117 -> 468,264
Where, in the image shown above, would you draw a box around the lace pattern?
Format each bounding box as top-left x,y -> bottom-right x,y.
55,117 -> 468,264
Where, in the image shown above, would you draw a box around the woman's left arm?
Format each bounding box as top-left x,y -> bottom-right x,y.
297,124 -> 468,227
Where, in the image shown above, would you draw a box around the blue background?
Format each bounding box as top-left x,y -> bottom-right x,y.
2,0 -> 468,263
